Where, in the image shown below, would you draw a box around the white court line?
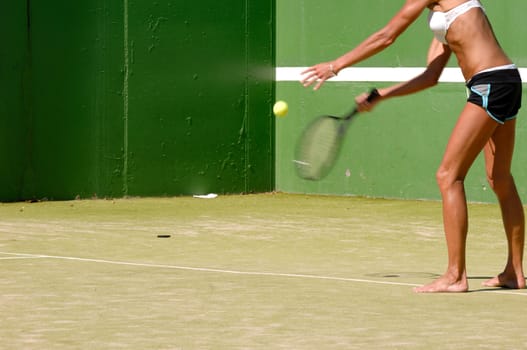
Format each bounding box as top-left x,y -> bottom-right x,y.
2,251 -> 526,296
0,252 -> 415,287
0,256 -> 45,261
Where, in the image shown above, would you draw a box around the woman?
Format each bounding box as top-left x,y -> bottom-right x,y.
302,0 -> 525,292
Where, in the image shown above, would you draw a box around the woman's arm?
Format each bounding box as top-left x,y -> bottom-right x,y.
356,38 -> 452,111
379,39 -> 452,98
302,0 -> 433,90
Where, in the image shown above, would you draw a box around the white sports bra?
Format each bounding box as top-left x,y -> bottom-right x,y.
428,0 -> 485,44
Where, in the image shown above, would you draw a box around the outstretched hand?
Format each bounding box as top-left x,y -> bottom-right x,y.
301,62 -> 337,90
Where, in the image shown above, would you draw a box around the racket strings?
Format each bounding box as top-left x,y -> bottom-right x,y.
294,117 -> 343,180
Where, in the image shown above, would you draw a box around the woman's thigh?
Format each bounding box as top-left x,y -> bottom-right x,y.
438,103 -> 498,182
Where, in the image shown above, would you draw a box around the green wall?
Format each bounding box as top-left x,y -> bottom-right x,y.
6,0 -> 525,203
26,0 -> 125,199
1,0 -> 274,201
0,1 -> 29,201
276,0 -> 527,202
126,1 -> 275,196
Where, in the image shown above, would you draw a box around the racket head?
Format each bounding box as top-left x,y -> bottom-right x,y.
294,115 -> 347,180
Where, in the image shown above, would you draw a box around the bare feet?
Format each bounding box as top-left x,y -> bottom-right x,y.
414,274 -> 469,293
482,272 -> 526,289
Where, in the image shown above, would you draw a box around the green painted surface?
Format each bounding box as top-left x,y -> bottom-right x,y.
0,1 -> 29,201
276,1 -> 527,202
276,1 -> 527,67
2,0 -> 274,201
5,0 -> 526,202
27,0 -> 125,199
277,83 -> 527,201
126,0 -> 275,196
276,1 -> 432,68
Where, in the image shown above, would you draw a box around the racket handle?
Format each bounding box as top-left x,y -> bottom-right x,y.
345,88 -> 380,120
366,88 -> 380,102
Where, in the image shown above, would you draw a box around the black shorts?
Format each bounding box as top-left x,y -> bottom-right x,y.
466,68 -> 522,124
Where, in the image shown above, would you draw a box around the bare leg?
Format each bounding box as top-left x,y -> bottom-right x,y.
415,103 -> 498,293
481,119 -> 526,289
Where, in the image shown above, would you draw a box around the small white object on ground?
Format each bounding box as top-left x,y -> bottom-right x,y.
193,193 -> 218,199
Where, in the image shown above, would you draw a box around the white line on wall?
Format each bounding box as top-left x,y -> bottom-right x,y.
276,67 -> 527,83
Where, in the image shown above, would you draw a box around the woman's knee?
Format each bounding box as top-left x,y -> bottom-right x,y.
487,172 -> 515,196
436,166 -> 464,192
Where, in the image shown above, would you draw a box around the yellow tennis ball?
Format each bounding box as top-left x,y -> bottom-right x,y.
273,100 -> 288,117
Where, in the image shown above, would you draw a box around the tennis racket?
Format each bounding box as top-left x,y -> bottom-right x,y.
294,88 -> 380,181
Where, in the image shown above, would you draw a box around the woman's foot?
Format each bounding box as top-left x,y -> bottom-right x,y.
482,271 -> 526,289
414,273 -> 469,293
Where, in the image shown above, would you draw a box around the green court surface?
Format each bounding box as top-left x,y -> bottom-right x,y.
1,193 -> 526,349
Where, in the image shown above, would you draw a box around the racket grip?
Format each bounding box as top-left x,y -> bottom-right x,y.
366,88 -> 380,102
